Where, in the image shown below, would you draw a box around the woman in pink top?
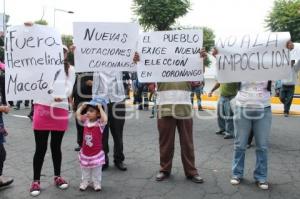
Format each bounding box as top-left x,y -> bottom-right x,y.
30,43 -> 75,197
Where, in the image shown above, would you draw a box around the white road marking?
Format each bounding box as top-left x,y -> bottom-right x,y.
10,114 -> 28,119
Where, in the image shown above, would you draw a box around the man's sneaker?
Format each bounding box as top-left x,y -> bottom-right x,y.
54,176 -> 69,190
0,176 -> 14,188
93,183 -> 102,192
215,130 -> 225,135
79,181 -> 89,191
256,181 -> 269,190
187,174 -> 204,184
224,134 -> 234,139
74,146 -> 81,152
30,181 -> 41,197
230,177 -> 241,185
284,113 -> 289,117
155,172 -> 170,181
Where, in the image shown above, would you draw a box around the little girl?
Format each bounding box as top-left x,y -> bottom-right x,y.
76,100 -> 107,191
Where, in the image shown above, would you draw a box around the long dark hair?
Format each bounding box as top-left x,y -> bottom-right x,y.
63,47 -> 70,76
64,61 -> 70,77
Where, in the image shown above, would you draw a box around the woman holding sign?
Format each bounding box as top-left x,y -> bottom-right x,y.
26,23 -> 76,196
213,41 -> 294,190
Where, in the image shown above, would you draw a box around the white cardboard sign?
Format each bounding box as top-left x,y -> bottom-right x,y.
73,22 -> 139,72
216,32 -> 292,83
5,25 -> 65,101
137,30 -> 204,82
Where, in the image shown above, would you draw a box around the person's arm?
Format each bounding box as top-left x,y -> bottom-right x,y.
92,72 -> 100,99
66,66 -> 76,97
133,52 -> 140,64
98,104 -> 108,125
0,106 -> 10,113
76,103 -> 87,121
208,82 -> 221,97
294,60 -> 300,72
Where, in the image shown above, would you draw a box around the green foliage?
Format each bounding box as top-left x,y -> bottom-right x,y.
266,0 -> 300,42
62,34 -> 73,47
34,19 -> 48,25
62,35 -> 74,65
132,0 -> 191,30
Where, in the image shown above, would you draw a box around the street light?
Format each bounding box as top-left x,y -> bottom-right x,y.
53,8 -> 74,28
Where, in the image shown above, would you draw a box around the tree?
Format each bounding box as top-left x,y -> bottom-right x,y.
266,0 -> 300,42
34,19 -> 48,25
61,35 -> 74,65
132,0 -> 191,31
61,34 -> 73,47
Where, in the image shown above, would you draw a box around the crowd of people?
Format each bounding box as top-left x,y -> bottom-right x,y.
0,24 -> 299,197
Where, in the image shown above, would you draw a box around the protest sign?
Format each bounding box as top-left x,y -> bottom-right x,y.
73,22 -> 139,72
215,32 -> 292,83
5,25 -> 65,101
137,30 -> 204,83
291,43 -> 300,61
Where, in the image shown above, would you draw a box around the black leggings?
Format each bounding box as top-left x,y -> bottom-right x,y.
0,143 -> 6,176
33,130 -> 65,181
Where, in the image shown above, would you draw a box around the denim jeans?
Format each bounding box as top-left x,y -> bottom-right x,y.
279,85 -> 295,114
191,86 -> 203,108
217,96 -> 235,135
232,106 -> 272,182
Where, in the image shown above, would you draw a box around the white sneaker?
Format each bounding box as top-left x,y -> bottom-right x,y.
79,181 -> 89,191
0,176 -> 14,188
230,177 -> 241,185
54,176 -> 69,190
93,183 -> 102,192
30,181 -> 41,197
257,182 -> 269,190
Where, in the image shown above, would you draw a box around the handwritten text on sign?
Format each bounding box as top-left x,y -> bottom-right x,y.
5,25 -> 65,101
216,32 -> 292,83
73,22 -> 139,72
137,30 -> 204,83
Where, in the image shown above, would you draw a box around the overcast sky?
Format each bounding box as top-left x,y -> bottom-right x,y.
2,0 -> 275,37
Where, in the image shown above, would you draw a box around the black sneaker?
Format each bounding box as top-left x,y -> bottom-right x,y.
224,134 -> 234,139
156,172 -> 170,181
187,175 -> 204,184
215,130 -> 225,135
74,146 -> 81,152
0,176 -> 14,188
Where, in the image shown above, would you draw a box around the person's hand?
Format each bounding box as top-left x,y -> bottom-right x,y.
24,22 -> 34,27
70,45 -> 76,52
286,40 -> 294,50
0,106 -> 10,113
212,48 -> 218,57
86,80 -> 93,87
200,48 -> 207,59
133,52 -> 140,63
208,92 -> 213,97
54,98 -> 63,102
